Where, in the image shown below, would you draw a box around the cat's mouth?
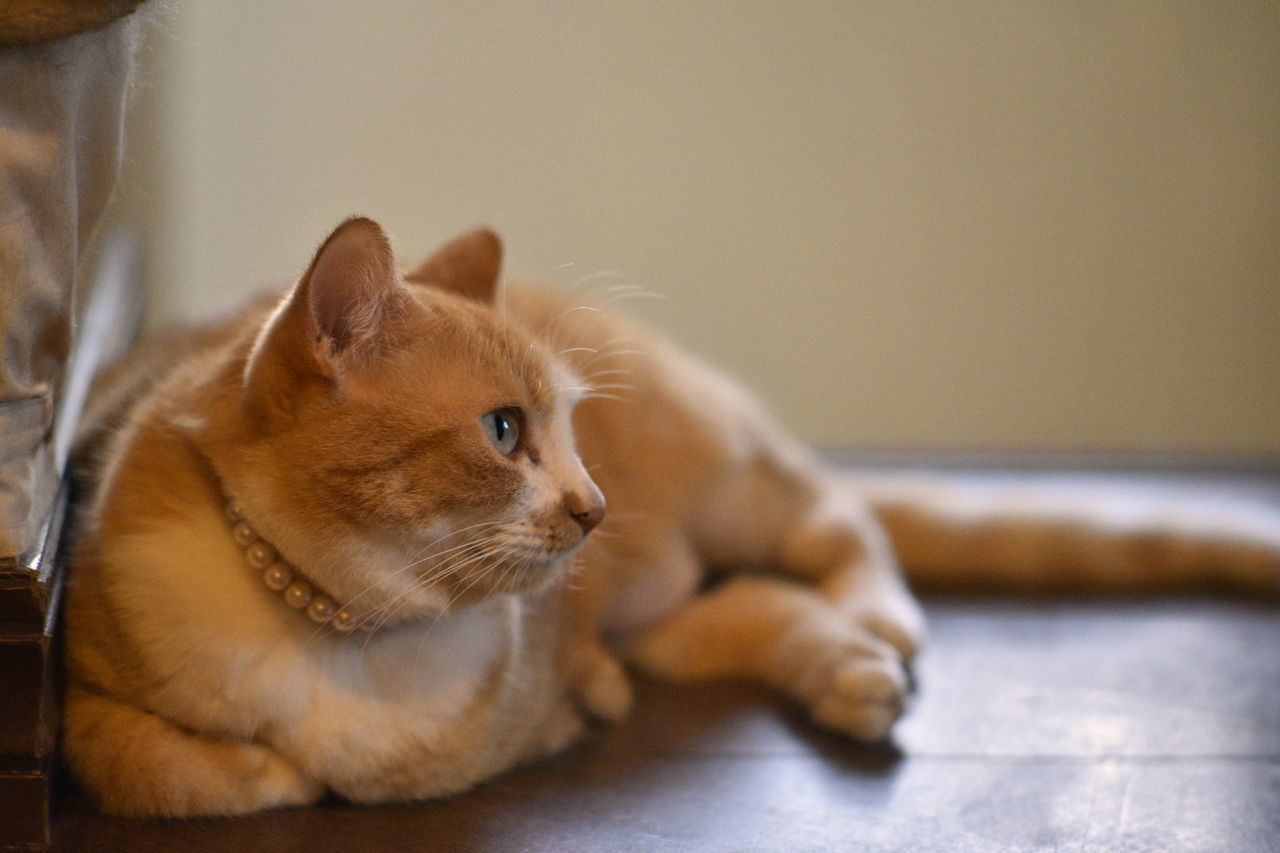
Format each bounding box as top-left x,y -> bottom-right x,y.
490,533 -> 584,578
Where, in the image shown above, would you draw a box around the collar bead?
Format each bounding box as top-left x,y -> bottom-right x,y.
224,498 -> 362,633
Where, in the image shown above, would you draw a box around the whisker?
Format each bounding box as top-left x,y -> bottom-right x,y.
328,523 -> 513,643
593,288 -> 669,307
587,382 -> 640,390
581,368 -> 633,382
336,520 -> 508,610
572,269 -> 629,288
422,545 -> 525,631
367,542 -> 521,639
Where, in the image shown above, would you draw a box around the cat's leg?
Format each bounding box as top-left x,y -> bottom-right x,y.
775,480 -> 927,661
558,547 -> 647,724
63,684 -> 324,817
628,575 -> 908,741
564,635 -> 634,722
693,445 -> 926,662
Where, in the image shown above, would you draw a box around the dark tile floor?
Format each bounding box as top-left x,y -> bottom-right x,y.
55,468 -> 1280,852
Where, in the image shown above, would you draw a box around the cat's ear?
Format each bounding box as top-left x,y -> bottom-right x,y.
298,216 -> 411,375
404,227 -> 503,305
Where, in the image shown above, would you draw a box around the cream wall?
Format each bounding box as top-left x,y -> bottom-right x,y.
117,1 -> 1280,453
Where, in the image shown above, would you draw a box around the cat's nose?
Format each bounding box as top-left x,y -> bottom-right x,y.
565,489 -> 605,535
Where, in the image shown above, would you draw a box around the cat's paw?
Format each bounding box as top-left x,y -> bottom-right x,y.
785,627 -> 910,743
852,602 -> 925,664
254,747 -> 328,811
568,641 -> 634,723
539,701 -> 589,758
806,652 -> 908,742
828,574 -> 927,663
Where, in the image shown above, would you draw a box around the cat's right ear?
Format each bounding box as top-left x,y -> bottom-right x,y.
405,227 -> 503,305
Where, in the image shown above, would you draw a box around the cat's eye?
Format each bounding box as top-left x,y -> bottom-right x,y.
481,408 -> 521,456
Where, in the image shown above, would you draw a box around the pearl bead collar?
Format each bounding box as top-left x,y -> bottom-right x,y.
224,498 -> 364,633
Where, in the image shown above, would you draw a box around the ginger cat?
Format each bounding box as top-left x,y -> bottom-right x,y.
63,218 -> 1277,817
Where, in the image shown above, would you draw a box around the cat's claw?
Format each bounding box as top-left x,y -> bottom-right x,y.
858,608 -> 925,664
832,577 -> 927,663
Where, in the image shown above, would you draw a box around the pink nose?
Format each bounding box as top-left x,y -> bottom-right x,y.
566,491 -> 605,534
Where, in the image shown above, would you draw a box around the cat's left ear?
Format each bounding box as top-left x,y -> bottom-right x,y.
240,218 -> 410,419
300,216 -> 412,376
405,227 -> 503,305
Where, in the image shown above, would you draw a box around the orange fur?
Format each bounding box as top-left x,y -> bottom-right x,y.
64,216 -> 1277,818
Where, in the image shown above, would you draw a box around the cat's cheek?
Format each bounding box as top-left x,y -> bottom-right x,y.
496,481 -> 546,523
413,518 -> 457,549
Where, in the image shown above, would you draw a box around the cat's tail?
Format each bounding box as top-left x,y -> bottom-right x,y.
848,469 -> 1280,596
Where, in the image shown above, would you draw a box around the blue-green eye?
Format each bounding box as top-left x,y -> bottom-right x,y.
481,408 -> 520,456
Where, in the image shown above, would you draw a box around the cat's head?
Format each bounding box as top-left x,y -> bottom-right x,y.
203,217 -> 604,621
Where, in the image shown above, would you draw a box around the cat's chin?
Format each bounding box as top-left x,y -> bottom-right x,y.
503,553 -> 575,594
442,550 -> 576,606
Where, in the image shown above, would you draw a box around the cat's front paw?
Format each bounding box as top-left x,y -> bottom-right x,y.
827,572 -> 927,663
806,652 -> 908,742
784,627 -> 911,743
851,601 -> 925,665
568,641 -> 634,723
535,700 -> 589,760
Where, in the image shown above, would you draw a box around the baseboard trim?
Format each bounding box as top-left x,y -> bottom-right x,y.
819,448 -> 1280,475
